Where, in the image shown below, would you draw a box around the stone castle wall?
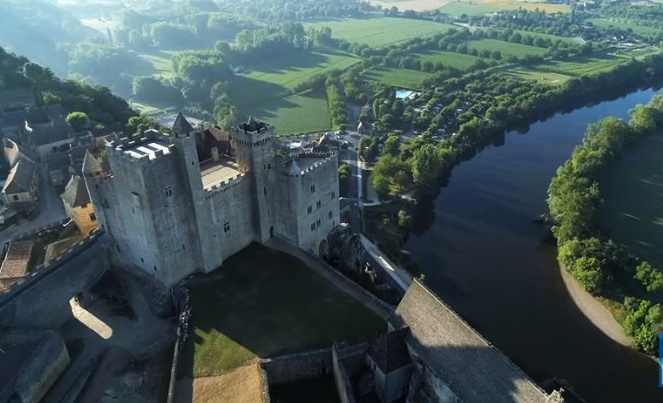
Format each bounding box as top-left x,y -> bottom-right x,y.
261,347 -> 333,386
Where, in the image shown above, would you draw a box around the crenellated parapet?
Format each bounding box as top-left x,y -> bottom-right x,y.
203,173 -> 247,200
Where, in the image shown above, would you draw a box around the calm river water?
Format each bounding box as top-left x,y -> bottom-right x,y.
405,88 -> 663,402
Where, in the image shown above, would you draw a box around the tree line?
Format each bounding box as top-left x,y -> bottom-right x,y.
548,93 -> 663,354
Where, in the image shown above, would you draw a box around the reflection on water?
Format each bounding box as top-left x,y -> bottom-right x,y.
406,88 -> 663,402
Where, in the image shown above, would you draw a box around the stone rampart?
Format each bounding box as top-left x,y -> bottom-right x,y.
261,347 -> 333,386
0,230 -> 111,328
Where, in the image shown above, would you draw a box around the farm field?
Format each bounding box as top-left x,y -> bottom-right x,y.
588,18 -> 661,37
510,28 -> 583,44
236,89 -> 333,135
466,38 -> 548,57
364,66 -> 433,89
439,1 -> 501,15
601,136 -> 663,269
503,67 -> 572,84
303,17 -> 456,48
178,244 -> 384,379
536,55 -> 627,76
416,49 -> 481,70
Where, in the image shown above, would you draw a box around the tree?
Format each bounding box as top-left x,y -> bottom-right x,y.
397,209 -> 411,228
66,112 -> 89,131
126,115 -> 157,137
572,256 -> 605,295
412,144 -> 443,195
635,262 -> 663,292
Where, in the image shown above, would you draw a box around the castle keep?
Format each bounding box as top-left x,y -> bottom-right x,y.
83,115 -> 340,285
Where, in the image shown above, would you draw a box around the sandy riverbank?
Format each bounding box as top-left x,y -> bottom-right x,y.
557,262 -> 632,347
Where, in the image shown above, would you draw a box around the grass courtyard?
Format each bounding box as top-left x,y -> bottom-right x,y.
178,243 -> 385,379
303,17 -> 456,48
601,135 -> 663,270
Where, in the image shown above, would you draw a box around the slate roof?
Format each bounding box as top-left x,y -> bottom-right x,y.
391,280 -> 550,403
0,109 -> 27,130
45,146 -> 87,176
61,175 -> 90,208
3,138 -> 35,169
172,112 -> 194,135
31,123 -> 74,146
368,327 -> 411,374
3,158 -> 37,194
82,150 -> 102,176
26,107 -> 50,125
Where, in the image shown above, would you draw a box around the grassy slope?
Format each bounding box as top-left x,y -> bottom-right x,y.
601,136 -> 663,269
364,66 -> 433,89
179,244 -> 384,378
303,17 -> 456,47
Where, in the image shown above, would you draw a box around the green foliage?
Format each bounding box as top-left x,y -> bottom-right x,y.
133,76 -> 183,107
327,80 -> 347,129
623,298 -> 663,354
338,163 -> 351,197
634,262 -> 663,293
372,154 -> 411,197
572,257 -> 606,295
412,144 -> 444,196
397,209 -> 411,229
126,115 -> 158,137
65,112 -> 88,132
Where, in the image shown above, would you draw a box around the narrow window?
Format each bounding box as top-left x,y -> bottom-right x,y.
316,200 -> 321,209
182,244 -> 186,250
224,222 -> 230,233
310,184 -> 315,193
90,213 -> 96,221
263,187 -> 267,195
12,195 -> 19,201
307,206 -> 312,214
141,258 -> 144,263
311,223 -> 315,231
331,191 -> 336,200
116,245 -> 121,253
164,186 -> 172,197
154,266 -> 158,272
316,219 -> 321,228
329,211 -> 333,220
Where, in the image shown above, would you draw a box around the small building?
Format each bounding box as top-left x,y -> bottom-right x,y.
367,327 -> 412,402
1,158 -> 39,212
45,145 -> 88,187
0,240 -> 35,283
61,175 -> 97,236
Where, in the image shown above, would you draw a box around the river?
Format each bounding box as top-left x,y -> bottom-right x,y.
404,87 -> 663,403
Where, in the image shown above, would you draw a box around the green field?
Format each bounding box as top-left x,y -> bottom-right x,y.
179,244 -> 384,378
510,28 -> 583,44
242,49 -> 359,92
303,17 -> 457,48
503,67 -> 572,84
237,89 -> 332,135
601,136 -> 663,269
588,18 -> 661,37
364,66 -> 432,89
416,49 -> 482,70
536,55 -> 627,76
440,1 -> 501,16
466,38 -> 548,57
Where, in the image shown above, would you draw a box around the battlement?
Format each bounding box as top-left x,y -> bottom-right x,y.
287,152 -> 337,177
204,172 -> 247,199
231,116 -> 274,146
108,134 -> 175,166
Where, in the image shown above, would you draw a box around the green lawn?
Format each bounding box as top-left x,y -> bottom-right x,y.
303,17 -> 457,48
588,18 -> 661,37
363,66 -> 432,89
416,49 -> 482,70
480,0 -> 570,13
601,135 -> 663,269
179,244 -> 384,378
466,38 -> 548,57
535,55 -> 627,76
503,67 -> 572,84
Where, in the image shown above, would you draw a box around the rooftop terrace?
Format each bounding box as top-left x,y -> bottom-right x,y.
200,159 -> 241,190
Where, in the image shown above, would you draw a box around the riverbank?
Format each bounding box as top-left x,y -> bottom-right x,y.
558,262 -> 632,347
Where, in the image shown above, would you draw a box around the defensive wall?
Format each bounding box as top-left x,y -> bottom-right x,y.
0,229 -> 110,328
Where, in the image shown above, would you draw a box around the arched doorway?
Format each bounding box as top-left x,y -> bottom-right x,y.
318,239 -> 328,258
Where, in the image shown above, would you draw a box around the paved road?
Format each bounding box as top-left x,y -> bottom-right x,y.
0,165 -> 67,243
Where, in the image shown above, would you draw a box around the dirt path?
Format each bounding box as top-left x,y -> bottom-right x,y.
558,263 -> 632,347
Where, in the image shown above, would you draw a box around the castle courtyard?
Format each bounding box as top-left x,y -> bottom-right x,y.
175,243 -> 385,401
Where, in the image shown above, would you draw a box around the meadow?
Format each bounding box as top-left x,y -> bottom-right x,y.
363,66 -> 433,89
588,18 -> 661,37
178,244 -> 384,378
601,136 -> 663,269
416,49 -> 481,70
465,38 -> 548,57
303,17 -> 457,48
536,55 -> 627,76
503,67 -> 572,84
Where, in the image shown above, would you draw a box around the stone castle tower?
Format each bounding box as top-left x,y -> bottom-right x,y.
83,115 -> 340,286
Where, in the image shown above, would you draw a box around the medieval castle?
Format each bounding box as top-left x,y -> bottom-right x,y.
82,114 -> 340,286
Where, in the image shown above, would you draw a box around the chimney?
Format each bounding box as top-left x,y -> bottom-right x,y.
211,147 -> 219,162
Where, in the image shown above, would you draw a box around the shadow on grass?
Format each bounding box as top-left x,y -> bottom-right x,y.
177,244 -> 385,380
